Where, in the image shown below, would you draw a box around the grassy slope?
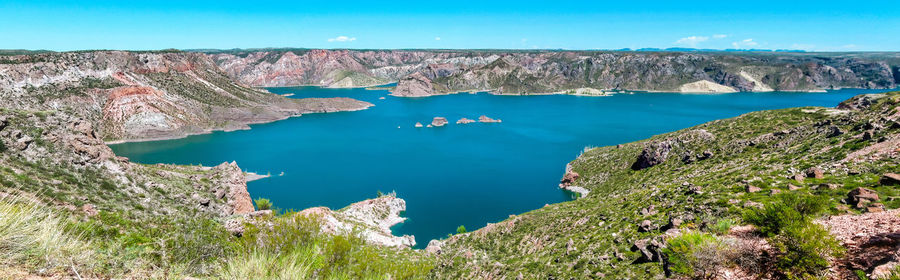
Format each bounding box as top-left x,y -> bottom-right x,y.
0,109 -> 431,279
431,92 -> 900,279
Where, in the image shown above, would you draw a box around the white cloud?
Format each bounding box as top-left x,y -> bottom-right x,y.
712,34 -> 727,39
435,37 -> 441,41
731,38 -> 758,49
675,36 -> 709,47
327,36 -> 356,42
840,44 -> 858,49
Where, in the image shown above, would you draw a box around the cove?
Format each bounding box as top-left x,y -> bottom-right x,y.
109,87 -> 893,247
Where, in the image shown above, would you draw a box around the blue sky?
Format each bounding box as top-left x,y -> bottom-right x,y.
1,0 -> 898,51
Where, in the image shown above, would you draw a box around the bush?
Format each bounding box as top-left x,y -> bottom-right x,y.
254,198 -> 272,211
744,193 -> 841,279
771,222 -> 843,279
456,225 -> 467,234
663,232 -> 728,279
743,193 -> 826,237
710,218 -> 736,235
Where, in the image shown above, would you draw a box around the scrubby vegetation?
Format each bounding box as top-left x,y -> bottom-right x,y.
428,92 -> 900,279
744,193 -> 843,279
663,232 -> 728,279
254,197 -> 272,211
0,196 -> 433,279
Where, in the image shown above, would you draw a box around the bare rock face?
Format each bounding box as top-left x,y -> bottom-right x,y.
212,161 -> 255,216
559,163 -> 589,198
392,72 -> 434,97
65,120 -> 116,163
631,141 -> 673,170
431,117 -> 448,127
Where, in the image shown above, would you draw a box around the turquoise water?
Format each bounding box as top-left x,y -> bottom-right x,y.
109,87 -> 892,247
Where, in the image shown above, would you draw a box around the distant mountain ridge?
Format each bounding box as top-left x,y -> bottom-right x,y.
199,49 -> 900,96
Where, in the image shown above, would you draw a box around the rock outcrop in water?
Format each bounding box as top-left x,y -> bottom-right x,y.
297,194 -> 416,248
456,117 -> 475,124
478,115 -> 502,123
431,117 -> 448,127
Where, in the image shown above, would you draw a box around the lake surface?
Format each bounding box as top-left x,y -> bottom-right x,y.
109,87 -> 892,247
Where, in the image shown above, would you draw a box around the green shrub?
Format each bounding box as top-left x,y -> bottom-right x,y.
254,198 -> 272,211
743,193 -> 826,237
0,140 -> 6,152
771,221 -> 843,279
744,193 -> 841,279
457,225 -> 467,234
710,218 -> 736,235
663,232 -> 728,279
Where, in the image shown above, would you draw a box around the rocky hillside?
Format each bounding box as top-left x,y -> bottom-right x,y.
0,108 -> 258,222
0,107 -> 432,279
207,49 -> 498,88
0,50 -> 373,142
427,92 -> 900,279
205,49 -> 900,96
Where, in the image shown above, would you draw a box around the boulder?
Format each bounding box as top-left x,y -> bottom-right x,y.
881,173 -> 900,185
638,220 -> 655,232
698,150 -> 714,160
425,239 -> 445,254
792,173 -> 806,182
81,204 -> 98,216
746,185 -> 762,193
826,126 -> 844,138
431,117 -> 448,127
631,141 -> 672,170
867,203 -> 885,213
847,187 -> 880,209
631,238 -> 663,263
414,122 -> 423,128
805,167 -> 824,179
681,153 -> 695,164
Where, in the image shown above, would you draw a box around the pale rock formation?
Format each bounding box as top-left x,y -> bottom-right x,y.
298,195 -> 416,247
678,80 -> 738,93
